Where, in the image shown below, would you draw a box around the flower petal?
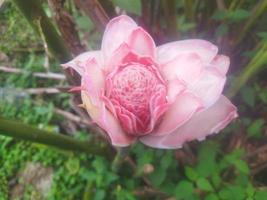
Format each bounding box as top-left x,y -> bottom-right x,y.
81,59 -> 105,106
106,43 -> 157,73
61,51 -> 102,75
151,92 -> 202,136
127,27 -> 156,58
101,15 -> 137,60
166,79 -> 186,103
210,55 -> 230,75
105,43 -> 131,72
82,92 -> 135,147
161,53 -> 203,84
189,68 -> 226,108
140,95 -> 237,149
157,39 -> 218,64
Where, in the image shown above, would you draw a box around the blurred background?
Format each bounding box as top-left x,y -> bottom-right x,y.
1,0 -> 267,199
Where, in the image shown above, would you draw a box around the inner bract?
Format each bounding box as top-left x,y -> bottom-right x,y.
105,63 -> 167,135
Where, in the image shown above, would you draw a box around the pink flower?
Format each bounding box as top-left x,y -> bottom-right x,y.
62,15 -> 237,149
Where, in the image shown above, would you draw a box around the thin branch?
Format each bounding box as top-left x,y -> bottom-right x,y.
246,144 -> 267,159
54,108 -> 93,126
25,86 -> 70,95
252,161 -> 267,175
0,66 -> 66,80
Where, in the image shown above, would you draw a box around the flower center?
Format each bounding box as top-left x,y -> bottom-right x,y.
106,63 -> 167,135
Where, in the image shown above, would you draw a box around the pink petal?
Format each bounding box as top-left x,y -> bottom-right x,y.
210,55 -> 230,75
166,79 -> 186,103
105,43 -> 131,72
101,15 -> 137,60
151,92 -> 202,136
140,95 -> 237,149
81,92 -> 135,147
81,59 -> 105,106
161,53 -> 203,84
61,51 -> 102,75
106,43 -> 156,73
148,85 -> 169,132
189,68 -> 226,108
127,27 -> 156,58
157,39 -> 218,64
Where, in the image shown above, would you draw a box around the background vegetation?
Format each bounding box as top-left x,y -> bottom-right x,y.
1,0 -> 267,199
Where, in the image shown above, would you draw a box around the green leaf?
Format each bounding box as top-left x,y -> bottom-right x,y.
185,166 -> 198,181
149,167 -> 166,187
247,119 -> 265,138
177,16 -> 196,33
112,0 -> 141,15
76,15 -> 93,30
211,174 -> 221,188
196,178 -> 214,192
174,181 -> 194,199
222,149 -> 245,167
219,188 -> 232,200
212,10 -> 227,20
136,148 -> 153,175
257,32 -> 267,42
196,142 -> 219,177
246,184 -> 255,197
234,159 -> 250,174
241,86 -> 255,107
255,191 -> 267,200
204,193 -> 219,200
228,9 -> 250,22
219,186 -> 245,200
215,24 -> 228,37
259,89 -> 267,103
160,151 -> 173,170
94,189 -> 105,200
65,158 -> 80,175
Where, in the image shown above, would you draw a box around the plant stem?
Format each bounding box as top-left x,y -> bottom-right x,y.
184,0 -> 194,21
227,42 -> 267,98
162,0 -> 178,40
111,147 -> 129,172
74,0 -> 109,32
235,0 -> 267,45
229,0 -> 239,10
12,0 -> 71,62
0,117 -> 113,158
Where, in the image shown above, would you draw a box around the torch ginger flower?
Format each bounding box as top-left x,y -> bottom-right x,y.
62,15 -> 237,148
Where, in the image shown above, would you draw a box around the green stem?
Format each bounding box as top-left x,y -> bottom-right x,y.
229,0 -> 239,10
0,117 -> 113,158
184,0 -> 194,21
12,0 -> 71,62
235,0 -> 267,45
111,147 -> 129,172
162,0 -> 178,39
227,42 -> 267,98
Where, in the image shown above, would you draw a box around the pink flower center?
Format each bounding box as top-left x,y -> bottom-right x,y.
105,63 -> 167,135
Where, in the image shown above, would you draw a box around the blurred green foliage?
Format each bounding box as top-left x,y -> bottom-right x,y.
1,0 -> 267,199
